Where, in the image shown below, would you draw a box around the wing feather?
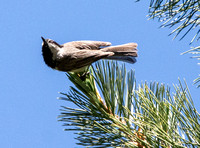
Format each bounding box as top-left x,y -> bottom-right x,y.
63,41 -> 111,50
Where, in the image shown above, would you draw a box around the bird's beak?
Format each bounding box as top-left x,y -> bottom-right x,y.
41,36 -> 49,46
41,36 -> 46,42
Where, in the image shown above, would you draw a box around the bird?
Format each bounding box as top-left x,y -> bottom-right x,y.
41,37 -> 138,73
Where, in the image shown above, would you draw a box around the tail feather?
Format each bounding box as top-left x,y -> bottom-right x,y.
105,56 -> 137,63
101,43 -> 137,53
101,43 -> 138,63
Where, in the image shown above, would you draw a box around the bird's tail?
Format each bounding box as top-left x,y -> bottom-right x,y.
101,43 -> 138,63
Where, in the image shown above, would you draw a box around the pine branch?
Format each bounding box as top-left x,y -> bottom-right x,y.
58,61 -> 200,147
136,0 -> 200,87
137,0 -> 200,42
181,46 -> 200,87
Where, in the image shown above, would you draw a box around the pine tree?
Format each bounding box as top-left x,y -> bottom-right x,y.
58,1 -> 200,147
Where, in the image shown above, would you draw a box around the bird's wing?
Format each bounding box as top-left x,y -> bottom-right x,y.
56,50 -> 114,72
63,41 -> 111,50
72,50 -> 113,59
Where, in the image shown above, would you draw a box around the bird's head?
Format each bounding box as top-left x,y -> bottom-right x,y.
41,37 -> 62,50
41,37 -> 63,69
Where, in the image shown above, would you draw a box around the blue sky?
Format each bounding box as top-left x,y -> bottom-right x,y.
0,0 -> 199,148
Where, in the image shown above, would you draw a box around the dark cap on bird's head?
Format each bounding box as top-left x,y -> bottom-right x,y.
41,36 -> 63,48
41,36 -> 56,69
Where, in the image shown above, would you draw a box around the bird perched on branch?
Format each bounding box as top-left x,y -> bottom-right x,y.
41,37 -> 138,73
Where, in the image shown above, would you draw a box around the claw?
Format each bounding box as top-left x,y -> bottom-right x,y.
78,71 -> 90,81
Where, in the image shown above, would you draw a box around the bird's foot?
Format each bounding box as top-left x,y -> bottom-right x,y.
77,71 -> 90,81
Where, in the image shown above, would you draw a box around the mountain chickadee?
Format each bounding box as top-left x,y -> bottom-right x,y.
41,37 -> 138,73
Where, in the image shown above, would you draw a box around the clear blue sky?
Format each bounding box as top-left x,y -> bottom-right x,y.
1,0 -> 199,148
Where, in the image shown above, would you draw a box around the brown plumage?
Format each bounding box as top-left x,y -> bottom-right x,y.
41,37 -> 138,72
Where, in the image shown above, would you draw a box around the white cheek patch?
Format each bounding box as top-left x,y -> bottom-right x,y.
58,49 -> 65,57
49,45 -> 64,60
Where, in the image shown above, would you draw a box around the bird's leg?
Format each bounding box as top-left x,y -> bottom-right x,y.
77,66 -> 90,81
78,72 -> 89,81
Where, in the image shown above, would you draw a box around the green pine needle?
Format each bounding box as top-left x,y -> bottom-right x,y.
58,60 -> 200,147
